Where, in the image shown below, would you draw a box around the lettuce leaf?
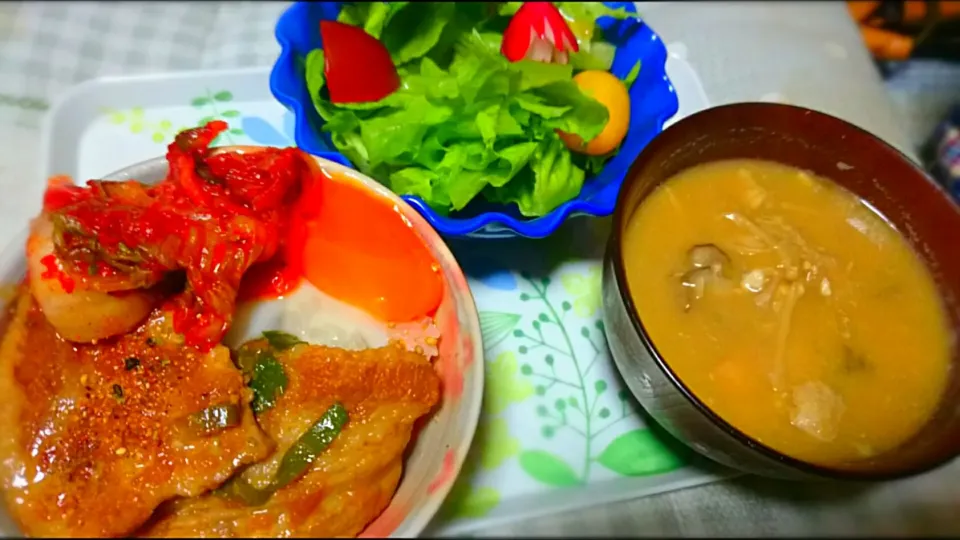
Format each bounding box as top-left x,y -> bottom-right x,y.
379,2 -> 456,65
304,2 -> 615,217
553,2 -> 635,24
569,41 -> 617,71
483,137 -> 586,217
336,2 -> 409,38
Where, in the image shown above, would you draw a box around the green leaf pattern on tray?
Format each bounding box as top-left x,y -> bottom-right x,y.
105,90 -> 248,147
485,351 -> 533,416
103,107 -> 179,143
441,348 -> 529,520
559,267 -> 601,318
191,89 -> 245,145
444,485 -> 501,519
479,418 -> 521,470
442,229 -> 691,521
478,312 -> 521,351
513,270 -> 646,485
439,219 -> 694,523
597,429 -> 688,476
518,449 -> 580,487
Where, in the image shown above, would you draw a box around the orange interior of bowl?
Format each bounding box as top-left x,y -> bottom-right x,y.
610,102 -> 960,479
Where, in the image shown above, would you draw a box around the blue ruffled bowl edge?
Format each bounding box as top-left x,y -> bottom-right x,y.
269,1 -> 679,239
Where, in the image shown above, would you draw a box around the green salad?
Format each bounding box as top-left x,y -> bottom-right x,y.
303,1 -> 639,217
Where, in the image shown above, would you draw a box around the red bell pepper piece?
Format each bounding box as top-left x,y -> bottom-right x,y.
319,20 -> 400,104
501,2 -> 580,64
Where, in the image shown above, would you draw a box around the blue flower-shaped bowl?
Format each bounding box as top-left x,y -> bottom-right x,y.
270,1 -> 679,239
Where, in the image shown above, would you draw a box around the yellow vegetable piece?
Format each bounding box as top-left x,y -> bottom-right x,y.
559,70 -> 631,156
564,17 -> 595,44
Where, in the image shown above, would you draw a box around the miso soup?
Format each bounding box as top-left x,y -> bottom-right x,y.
622,159 -> 954,466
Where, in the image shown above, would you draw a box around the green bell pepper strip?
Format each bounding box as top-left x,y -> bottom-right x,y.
214,402 -> 349,506
187,404 -> 242,437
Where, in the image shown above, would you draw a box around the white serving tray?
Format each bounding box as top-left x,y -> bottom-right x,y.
36,54 -> 732,537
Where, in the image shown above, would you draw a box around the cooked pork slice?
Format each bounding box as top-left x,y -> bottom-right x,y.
139,341 -> 441,538
0,288 -> 272,537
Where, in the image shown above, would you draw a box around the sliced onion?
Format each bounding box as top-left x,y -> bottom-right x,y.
525,38 -> 555,62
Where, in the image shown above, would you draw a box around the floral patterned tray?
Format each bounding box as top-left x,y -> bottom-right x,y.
39,64 -> 732,536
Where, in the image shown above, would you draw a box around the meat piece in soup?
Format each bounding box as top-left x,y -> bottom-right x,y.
0,288 -> 271,537
138,340 -> 441,538
622,159 -> 954,467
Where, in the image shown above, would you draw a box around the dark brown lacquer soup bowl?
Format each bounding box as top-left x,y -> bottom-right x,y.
602,102 -> 960,481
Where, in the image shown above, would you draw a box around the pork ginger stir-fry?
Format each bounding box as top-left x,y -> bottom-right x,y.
140,339 -> 440,538
0,291 -> 272,537
0,123 -> 444,538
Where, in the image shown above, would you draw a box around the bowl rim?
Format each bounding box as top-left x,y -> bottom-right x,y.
608,101 -> 960,481
268,0 -> 680,238
0,150 -> 485,537
298,153 -> 486,535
